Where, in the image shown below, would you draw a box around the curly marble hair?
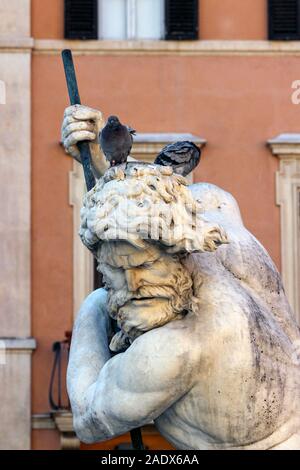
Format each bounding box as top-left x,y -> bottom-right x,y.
79,163 -> 228,255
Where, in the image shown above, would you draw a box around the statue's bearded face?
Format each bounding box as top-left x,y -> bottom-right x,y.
97,241 -> 193,345
81,165 -> 228,352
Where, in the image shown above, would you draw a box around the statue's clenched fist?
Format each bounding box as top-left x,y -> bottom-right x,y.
61,105 -> 109,177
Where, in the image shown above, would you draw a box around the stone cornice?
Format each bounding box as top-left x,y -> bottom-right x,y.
0,37 -> 34,52
0,338 -> 36,351
267,133 -> 300,324
32,414 -> 56,430
33,39 -> 300,56
268,134 -> 300,157
132,133 -> 206,159
3,39 -> 300,56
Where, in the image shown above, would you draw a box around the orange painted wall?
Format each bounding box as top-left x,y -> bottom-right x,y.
31,430 -> 61,450
32,52 -> 297,268
31,56 -> 73,414
32,0 -> 64,39
32,52 -> 299,448
31,52 -> 73,447
200,0 -> 267,39
31,0 -> 267,40
29,0 -> 294,452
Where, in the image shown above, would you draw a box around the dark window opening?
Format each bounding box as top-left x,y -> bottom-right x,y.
268,0 -> 300,40
64,0 -> 199,41
65,0 -> 98,40
165,0 -> 199,40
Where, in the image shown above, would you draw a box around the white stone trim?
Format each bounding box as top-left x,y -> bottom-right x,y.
0,38 -> 34,52
69,134 -> 205,319
32,414 -> 56,430
0,1 -> 32,450
0,350 -> 33,449
34,39 -> 300,56
0,52 -> 31,337
53,411 -> 80,450
69,161 -> 95,320
132,133 -> 205,155
126,0 -> 137,40
32,413 -> 80,449
268,134 -> 300,324
0,0 -> 31,38
1,338 -> 36,352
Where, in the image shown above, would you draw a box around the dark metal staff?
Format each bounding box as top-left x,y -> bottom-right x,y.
62,49 -> 96,191
61,49 -> 144,451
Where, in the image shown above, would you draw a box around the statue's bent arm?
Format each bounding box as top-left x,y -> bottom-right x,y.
67,289 -> 197,444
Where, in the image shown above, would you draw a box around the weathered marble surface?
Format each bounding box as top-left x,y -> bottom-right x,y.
67,163 -> 300,450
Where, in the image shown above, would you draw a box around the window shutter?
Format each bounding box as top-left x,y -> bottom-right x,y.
268,0 -> 300,40
65,0 -> 98,40
165,0 -> 198,40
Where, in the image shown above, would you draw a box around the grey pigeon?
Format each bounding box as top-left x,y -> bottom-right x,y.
154,141 -> 201,177
100,115 -> 136,167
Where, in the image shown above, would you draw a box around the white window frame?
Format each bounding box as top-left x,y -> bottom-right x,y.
268,133 -> 300,325
98,0 -> 165,40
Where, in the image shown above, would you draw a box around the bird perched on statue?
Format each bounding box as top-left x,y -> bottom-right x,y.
154,141 -> 201,177
99,115 -> 136,167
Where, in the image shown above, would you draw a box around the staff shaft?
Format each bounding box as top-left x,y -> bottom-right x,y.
62,49 -> 96,191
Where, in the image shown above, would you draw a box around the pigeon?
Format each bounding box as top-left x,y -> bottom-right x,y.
154,141 -> 201,177
100,115 -> 136,167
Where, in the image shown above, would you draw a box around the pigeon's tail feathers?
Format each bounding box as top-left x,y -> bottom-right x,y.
154,154 -> 169,166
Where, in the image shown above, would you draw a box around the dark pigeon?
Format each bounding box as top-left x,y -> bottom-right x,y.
100,115 -> 136,167
154,141 -> 201,177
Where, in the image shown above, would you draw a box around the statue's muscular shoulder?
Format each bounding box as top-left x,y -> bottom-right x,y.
141,313 -> 201,358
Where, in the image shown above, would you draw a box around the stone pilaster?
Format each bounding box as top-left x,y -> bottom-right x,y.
0,0 -> 34,450
268,134 -> 300,325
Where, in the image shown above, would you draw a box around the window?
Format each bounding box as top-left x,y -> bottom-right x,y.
65,0 -> 199,41
268,133 -> 300,325
165,0 -> 198,40
268,0 -> 300,40
65,0 -> 98,40
99,0 -> 165,40
98,0 -> 127,40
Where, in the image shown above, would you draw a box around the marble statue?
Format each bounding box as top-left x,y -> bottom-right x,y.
62,105 -> 300,450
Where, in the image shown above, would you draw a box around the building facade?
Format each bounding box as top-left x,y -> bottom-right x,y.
1,0 -> 300,449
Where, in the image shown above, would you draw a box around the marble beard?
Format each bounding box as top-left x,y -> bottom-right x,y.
68,162 -> 300,450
